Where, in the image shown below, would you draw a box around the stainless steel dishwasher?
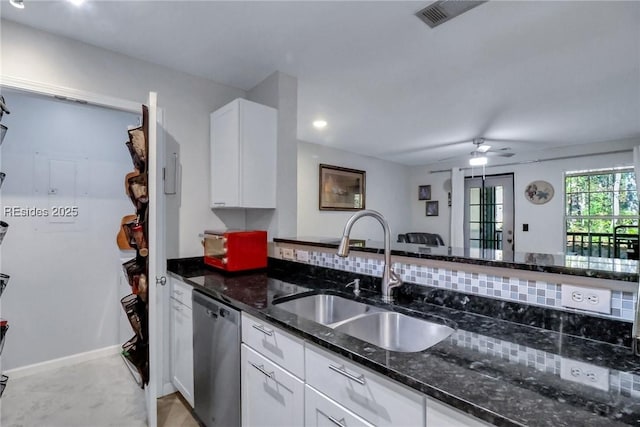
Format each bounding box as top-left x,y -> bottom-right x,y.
192,290 -> 241,427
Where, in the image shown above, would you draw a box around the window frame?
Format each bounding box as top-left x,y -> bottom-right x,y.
564,167 -> 638,257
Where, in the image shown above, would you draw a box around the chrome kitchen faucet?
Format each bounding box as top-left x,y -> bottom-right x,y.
337,210 -> 402,303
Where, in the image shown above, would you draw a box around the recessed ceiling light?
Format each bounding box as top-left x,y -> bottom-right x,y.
68,0 -> 85,6
313,120 -> 327,129
9,0 -> 25,9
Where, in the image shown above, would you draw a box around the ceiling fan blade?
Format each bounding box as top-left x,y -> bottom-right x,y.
486,151 -> 515,158
436,154 -> 462,162
382,139 -> 472,156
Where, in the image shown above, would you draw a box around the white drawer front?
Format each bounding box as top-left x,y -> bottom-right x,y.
242,312 -> 304,379
305,385 -> 374,427
305,345 -> 425,427
241,345 -> 304,427
426,397 -> 492,427
171,277 -> 193,309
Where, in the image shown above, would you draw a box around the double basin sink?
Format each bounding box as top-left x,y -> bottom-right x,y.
274,293 -> 455,352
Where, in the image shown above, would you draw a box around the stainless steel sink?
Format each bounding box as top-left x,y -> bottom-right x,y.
274,294 -> 383,327
334,311 -> 455,352
275,293 -> 455,352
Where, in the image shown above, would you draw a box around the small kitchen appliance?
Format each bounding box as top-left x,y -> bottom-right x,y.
203,230 -> 267,272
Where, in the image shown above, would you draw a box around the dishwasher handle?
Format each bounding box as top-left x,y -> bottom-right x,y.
193,290 -> 240,325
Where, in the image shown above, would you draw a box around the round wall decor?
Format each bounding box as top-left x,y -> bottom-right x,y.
525,180 -> 554,204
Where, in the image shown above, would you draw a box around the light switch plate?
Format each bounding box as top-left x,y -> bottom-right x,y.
561,284 -> 611,314
560,357 -> 610,392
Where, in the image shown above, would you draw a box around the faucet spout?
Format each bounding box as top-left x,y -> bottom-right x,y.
336,209 -> 402,303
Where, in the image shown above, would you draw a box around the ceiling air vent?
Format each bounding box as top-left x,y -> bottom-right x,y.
416,0 -> 487,28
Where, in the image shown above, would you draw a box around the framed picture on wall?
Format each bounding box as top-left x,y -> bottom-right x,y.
319,164 -> 366,210
426,201 -> 439,216
418,185 -> 431,200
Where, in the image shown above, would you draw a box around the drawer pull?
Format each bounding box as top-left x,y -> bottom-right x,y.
173,304 -> 182,312
252,324 -> 274,336
327,416 -> 347,427
173,290 -> 183,295
249,362 -> 274,379
328,364 -> 366,385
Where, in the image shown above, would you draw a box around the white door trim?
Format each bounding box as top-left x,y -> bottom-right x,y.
1,74 -> 142,113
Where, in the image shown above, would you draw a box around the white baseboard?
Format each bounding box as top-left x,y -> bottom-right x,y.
5,345 -> 121,379
161,381 -> 177,397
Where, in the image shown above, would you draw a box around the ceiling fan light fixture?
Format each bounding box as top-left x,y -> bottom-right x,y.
313,119 -> 328,129
9,0 -> 25,9
469,155 -> 488,166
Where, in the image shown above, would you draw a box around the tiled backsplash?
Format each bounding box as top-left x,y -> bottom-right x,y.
297,250 -> 637,322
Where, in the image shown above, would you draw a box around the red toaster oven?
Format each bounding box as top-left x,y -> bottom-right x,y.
203,230 -> 267,272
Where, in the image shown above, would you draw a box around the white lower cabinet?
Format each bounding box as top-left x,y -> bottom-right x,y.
238,314 -> 489,427
241,344 -> 304,427
305,385 -> 374,427
426,397 -> 493,427
305,344 -> 425,427
241,312 -> 305,378
170,278 -> 194,407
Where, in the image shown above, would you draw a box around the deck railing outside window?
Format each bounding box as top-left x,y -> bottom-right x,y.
566,231 -> 638,259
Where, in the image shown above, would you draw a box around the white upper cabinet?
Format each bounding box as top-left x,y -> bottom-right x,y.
210,98 -> 277,209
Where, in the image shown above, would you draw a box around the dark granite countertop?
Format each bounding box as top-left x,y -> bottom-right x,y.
274,236 -> 640,282
167,257 -> 640,427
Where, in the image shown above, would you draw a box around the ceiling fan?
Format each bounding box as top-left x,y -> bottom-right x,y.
467,138 -> 515,166
382,136 -> 520,164
432,138 -> 515,166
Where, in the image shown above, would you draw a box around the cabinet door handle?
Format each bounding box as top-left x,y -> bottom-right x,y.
327,416 -> 347,427
173,304 -> 182,312
328,364 -> 366,385
249,362 -> 274,379
252,324 -> 273,336
174,290 -> 183,295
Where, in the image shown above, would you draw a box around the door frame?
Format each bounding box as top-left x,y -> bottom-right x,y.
1,75 -> 167,425
463,172 -> 515,259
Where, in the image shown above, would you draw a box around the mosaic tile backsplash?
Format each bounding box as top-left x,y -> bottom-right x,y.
293,249 -> 637,322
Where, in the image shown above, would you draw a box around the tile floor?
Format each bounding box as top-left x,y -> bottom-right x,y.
0,354 -> 197,427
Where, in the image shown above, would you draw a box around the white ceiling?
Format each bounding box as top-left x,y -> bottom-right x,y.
3,1 -> 639,166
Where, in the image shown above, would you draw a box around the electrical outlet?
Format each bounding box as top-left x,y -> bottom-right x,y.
560,357 -> 610,391
281,247 -> 294,260
295,250 -> 310,262
560,284 -> 611,314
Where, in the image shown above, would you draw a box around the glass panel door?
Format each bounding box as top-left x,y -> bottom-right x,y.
464,174 -> 514,259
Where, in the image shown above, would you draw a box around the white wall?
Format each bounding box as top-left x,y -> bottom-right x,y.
490,145 -> 639,254
0,91 -> 138,370
408,169 -> 452,244
298,141 -> 410,241
1,19 -> 246,257
409,138 -> 640,254
246,72 -> 298,239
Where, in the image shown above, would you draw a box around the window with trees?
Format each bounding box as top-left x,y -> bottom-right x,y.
565,168 -> 639,258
